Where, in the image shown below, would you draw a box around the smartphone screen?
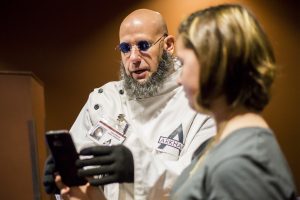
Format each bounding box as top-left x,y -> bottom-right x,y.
45,130 -> 87,186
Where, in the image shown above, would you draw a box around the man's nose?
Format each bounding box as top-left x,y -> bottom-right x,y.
129,46 -> 142,61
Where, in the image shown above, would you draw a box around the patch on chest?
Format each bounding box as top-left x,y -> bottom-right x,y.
156,124 -> 185,157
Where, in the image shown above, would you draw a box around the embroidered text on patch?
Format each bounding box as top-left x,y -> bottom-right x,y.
158,136 -> 184,150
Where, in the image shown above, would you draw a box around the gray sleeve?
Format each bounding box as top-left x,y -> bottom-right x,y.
207,157 -> 284,200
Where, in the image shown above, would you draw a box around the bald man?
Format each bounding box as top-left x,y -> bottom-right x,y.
43,9 -> 215,200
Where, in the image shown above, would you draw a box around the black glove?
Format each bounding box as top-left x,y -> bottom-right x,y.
76,145 -> 134,186
43,155 -> 60,194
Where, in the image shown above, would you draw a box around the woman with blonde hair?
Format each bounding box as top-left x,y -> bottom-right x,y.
171,4 -> 297,200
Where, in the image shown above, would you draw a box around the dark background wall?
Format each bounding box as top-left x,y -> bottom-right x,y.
1,0 -> 299,191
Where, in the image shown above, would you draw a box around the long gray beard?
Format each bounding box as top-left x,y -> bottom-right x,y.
120,51 -> 174,99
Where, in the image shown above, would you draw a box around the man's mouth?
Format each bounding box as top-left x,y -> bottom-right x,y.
131,69 -> 149,80
134,69 -> 147,74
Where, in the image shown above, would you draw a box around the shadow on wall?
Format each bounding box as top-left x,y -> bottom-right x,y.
0,0 -> 137,129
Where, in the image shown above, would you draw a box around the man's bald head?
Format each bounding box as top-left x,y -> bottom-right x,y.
119,9 -> 168,38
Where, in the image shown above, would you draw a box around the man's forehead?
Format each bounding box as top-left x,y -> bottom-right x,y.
120,18 -> 145,31
120,18 -> 158,33
119,21 -> 160,42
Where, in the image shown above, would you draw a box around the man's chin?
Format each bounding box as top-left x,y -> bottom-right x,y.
133,77 -> 149,84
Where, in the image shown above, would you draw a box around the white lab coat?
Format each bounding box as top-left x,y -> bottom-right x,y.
70,67 -> 215,200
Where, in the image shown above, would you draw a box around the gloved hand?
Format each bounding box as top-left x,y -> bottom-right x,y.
43,155 -> 60,194
76,145 -> 134,186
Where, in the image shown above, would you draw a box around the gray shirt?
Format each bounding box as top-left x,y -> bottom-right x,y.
171,127 -> 296,200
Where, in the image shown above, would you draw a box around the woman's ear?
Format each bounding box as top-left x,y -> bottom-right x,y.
164,35 -> 175,55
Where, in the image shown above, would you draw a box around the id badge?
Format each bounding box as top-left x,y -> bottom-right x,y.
87,120 -> 127,146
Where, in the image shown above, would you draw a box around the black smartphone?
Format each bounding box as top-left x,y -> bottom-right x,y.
45,130 -> 87,186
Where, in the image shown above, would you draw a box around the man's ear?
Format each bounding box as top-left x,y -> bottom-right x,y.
163,35 -> 175,55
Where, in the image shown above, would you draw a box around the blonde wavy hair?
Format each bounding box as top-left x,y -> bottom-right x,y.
178,4 -> 276,112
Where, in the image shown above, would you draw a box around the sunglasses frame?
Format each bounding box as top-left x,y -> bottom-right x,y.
116,33 -> 168,54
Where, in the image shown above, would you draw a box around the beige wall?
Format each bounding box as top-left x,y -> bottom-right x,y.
1,0 -> 299,191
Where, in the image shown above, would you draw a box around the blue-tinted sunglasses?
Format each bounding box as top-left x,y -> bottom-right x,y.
116,33 -> 168,54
